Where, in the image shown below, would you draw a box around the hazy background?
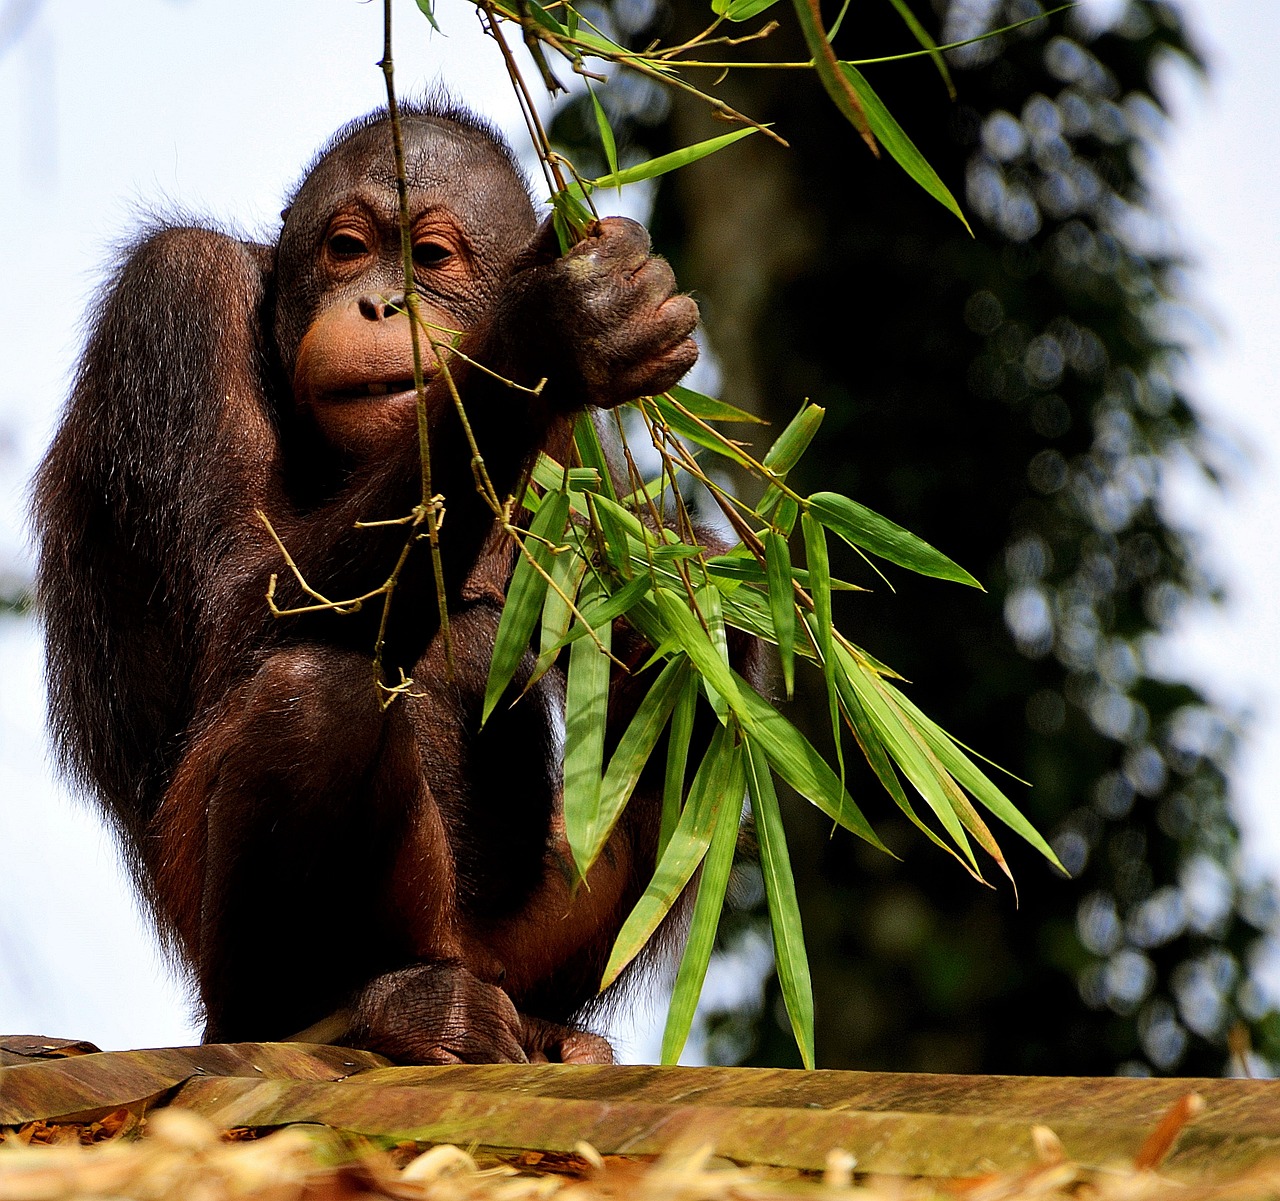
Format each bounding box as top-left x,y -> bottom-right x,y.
0,0 -> 1275,1061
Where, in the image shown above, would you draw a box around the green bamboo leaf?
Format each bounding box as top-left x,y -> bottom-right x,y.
549,574 -> 651,654
573,657 -> 692,878
661,666 -> 699,860
586,81 -> 620,188
589,128 -> 758,190
836,645 -> 978,872
603,725 -> 734,986
655,590 -> 742,719
837,62 -> 971,233
527,547 -> 589,691
562,578 -> 613,883
532,454 -> 600,497
744,738 -> 815,1069
661,736 -> 744,1064
890,686 -> 1063,870
764,531 -> 796,699
585,492 -> 635,576
412,0 -> 442,31
646,395 -> 754,467
729,670 -> 885,851
802,516 -> 845,791
832,646 -> 966,867
695,584 -> 731,724
668,384 -> 763,424
712,0 -> 783,19
762,403 -> 825,477
808,491 -> 981,587
886,0 -> 955,98
791,0 -> 875,148
483,491 -> 571,724
574,413 -> 618,501
706,552 -> 864,593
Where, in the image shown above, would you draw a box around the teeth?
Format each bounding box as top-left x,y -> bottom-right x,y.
367,382 -> 388,396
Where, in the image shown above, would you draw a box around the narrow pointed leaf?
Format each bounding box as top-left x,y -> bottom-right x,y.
528,548 -> 588,691
661,738 -> 744,1063
803,515 -> 845,791
586,82 -> 620,186
661,666 -> 699,860
413,0 -> 442,31
791,0 -> 875,149
764,531 -> 796,698
575,657 -> 691,878
549,574 -> 651,653
603,725 -> 734,986
762,403 -> 825,478
887,0 -> 955,98
695,584 -> 731,724
646,395 -> 754,467
837,62 -> 971,232
837,646 -> 979,872
483,490 -> 570,724
745,738 -> 815,1068
809,491 -> 981,587
667,385 -> 763,424
589,128 -> 757,191
574,413 -> 617,501
729,670 -> 885,851
563,579 -> 613,880
891,687 -> 1063,870
654,590 -> 743,718
833,656 -> 962,865
706,552 -> 864,593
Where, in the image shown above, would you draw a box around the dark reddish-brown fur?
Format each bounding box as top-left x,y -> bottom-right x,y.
33,102 -> 747,1063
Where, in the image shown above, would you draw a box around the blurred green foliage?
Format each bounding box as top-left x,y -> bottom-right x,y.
552,0 -> 1278,1075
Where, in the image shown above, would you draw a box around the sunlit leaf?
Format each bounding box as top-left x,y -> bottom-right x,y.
661,735 -> 744,1063
655,590 -> 743,719
667,384 -> 763,424
483,490 -> 570,724
745,738 -> 815,1068
763,403 -> 825,478
589,128 -> 758,191
646,395 -> 754,467
706,552 -> 864,593
603,724 -> 734,986
527,547 -> 588,691
891,686 -> 1064,870
809,491 -> 981,587
836,645 -> 978,872
837,62 -> 971,233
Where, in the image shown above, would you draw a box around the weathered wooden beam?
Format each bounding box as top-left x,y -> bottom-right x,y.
2,1043 -> 1276,1181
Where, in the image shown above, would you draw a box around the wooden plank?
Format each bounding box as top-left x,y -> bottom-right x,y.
166,1063 -> 1280,1179
0,1043 -> 387,1125
5,1046 -> 1277,1181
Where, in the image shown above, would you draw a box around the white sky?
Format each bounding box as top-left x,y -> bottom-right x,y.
0,0 -> 1275,1057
